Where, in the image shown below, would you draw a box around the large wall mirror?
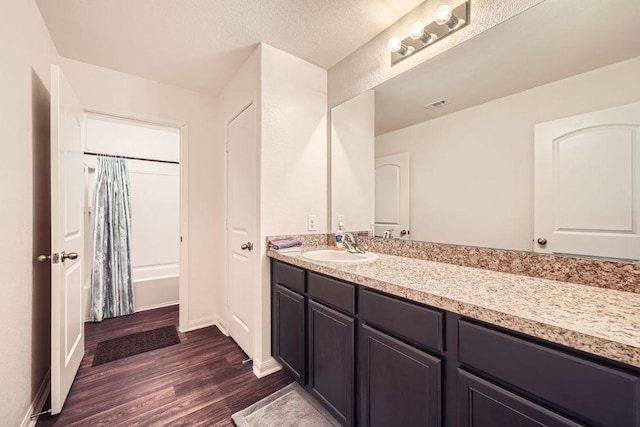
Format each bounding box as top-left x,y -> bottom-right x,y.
331,0 -> 640,260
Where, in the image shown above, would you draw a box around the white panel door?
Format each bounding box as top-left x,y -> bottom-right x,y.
226,104 -> 257,358
534,102 -> 640,260
375,153 -> 410,238
49,65 -> 85,414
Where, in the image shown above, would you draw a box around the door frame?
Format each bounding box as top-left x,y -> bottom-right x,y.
83,107 -> 190,332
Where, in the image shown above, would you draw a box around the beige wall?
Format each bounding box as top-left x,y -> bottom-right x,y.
258,44 -> 328,370
376,57 -> 640,252
59,57 -> 221,331
218,44 -> 328,376
217,44 -> 261,335
328,0 -> 543,107
0,0 -> 59,424
260,44 -> 328,238
331,90 -> 375,232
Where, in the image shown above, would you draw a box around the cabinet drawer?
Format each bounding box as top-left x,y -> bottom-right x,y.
360,289 -> 443,352
458,370 -> 581,427
308,273 -> 356,315
459,320 -> 640,427
272,260 -> 305,294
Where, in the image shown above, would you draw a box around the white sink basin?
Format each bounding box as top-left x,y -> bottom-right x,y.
302,249 -> 378,264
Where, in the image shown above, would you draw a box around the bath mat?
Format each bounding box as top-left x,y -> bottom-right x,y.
92,325 -> 180,366
232,382 -> 340,427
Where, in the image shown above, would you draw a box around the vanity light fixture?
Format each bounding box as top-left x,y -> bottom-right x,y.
388,1 -> 469,66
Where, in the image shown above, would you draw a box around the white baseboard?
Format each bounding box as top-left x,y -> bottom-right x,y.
213,316 -> 229,336
135,301 -> 179,312
185,315 -> 217,332
20,369 -> 50,427
253,357 -> 282,378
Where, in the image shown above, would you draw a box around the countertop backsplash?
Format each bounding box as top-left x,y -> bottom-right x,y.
267,233 -> 639,294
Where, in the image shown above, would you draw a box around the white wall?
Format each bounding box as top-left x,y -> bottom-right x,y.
84,116 -> 180,316
217,44 -> 262,335
331,90 -> 375,232
258,44 -> 328,372
218,44 -> 328,376
85,115 -> 180,161
126,161 -> 180,310
0,0 -> 59,424
59,57 -> 220,331
376,56 -> 640,252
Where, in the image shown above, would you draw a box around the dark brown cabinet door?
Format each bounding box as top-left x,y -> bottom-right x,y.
272,284 -> 305,384
458,370 -> 583,427
308,299 -> 355,426
360,324 -> 442,427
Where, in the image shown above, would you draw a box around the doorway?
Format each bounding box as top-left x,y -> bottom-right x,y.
82,114 -> 183,321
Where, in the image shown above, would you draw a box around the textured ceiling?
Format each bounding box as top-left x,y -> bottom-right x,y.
374,0 -> 640,135
35,0 -> 425,95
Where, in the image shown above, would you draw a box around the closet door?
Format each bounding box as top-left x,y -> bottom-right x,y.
534,102 -> 640,260
226,103 -> 258,358
47,64 -> 85,415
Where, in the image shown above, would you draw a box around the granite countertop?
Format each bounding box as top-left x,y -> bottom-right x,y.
268,246 -> 640,369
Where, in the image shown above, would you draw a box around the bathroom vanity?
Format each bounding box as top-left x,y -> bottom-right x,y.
269,249 -> 640,427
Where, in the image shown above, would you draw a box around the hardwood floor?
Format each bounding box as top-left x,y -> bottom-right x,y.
37,305 -> 293,426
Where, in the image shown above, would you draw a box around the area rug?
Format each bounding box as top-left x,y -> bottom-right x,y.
92,325 -> 180,366
232,382 -> 340,427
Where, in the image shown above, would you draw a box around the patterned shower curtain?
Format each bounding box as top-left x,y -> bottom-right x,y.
91,156 -> 135,322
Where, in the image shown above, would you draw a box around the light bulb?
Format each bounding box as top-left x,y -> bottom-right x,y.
387,36 -> 402,52
387,36 -> 408,55
435,4 -> 461,29
434,5 -> 453,25
410,22 -> 436,44
410,22 -> 425,40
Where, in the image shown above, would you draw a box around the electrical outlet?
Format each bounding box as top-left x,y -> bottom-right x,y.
307,214 -> 317,231
337,214 -> 344,224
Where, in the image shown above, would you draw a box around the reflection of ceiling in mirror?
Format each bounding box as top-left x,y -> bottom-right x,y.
374,0 -> 640,135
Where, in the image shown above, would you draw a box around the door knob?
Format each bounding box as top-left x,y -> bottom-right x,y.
400,230 -> 407,236
241,242 -> 253,251
537,237 -> 547,246
61,251 -> 79,261
37,253 -> 59,263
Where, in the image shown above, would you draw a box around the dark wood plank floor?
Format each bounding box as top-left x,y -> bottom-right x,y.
37,305 -> 293,426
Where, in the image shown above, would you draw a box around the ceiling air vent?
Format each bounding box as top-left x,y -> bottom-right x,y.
423,99 -> 451,110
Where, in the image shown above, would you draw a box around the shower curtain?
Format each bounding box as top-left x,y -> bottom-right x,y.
90,156 -> 135,322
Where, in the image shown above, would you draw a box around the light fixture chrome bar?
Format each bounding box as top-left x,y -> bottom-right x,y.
390,1 -> 469,66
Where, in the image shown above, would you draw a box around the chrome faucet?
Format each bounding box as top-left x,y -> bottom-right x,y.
344,232 -> 366,254
383,229 -> 393,239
